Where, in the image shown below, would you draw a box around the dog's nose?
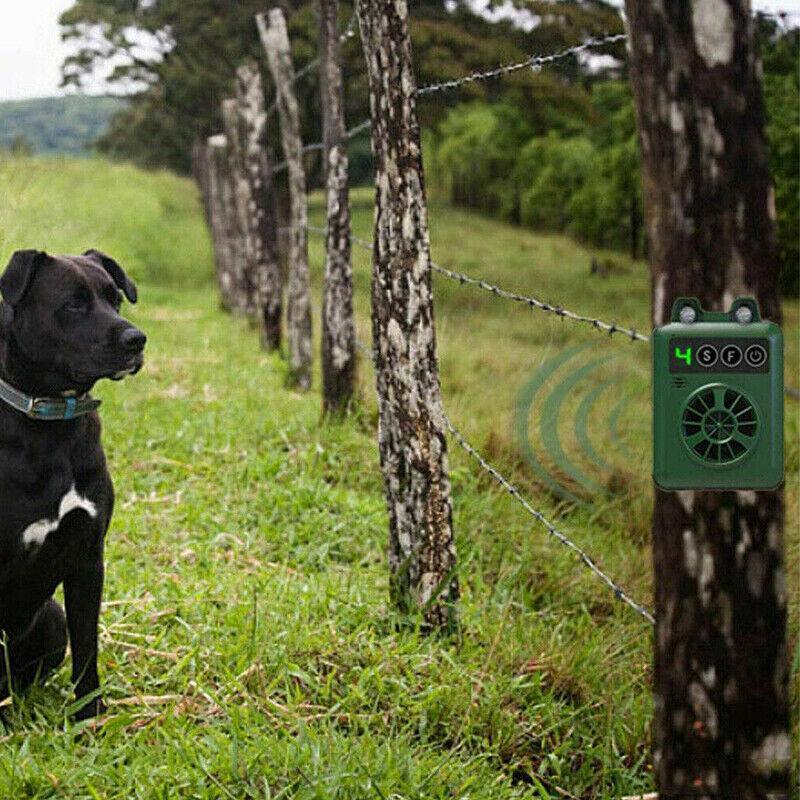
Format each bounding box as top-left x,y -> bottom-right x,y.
120,328 -> 147,352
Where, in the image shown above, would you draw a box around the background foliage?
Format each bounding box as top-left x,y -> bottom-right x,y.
762,24 -> 800,295
0,96 -> 125,156
58,0 -> 623,171
56,2 -> 796,292
427,19 -> 798,292
0,147 -> 795,799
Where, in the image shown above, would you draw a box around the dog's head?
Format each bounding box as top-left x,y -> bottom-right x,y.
0,249 -> 146,393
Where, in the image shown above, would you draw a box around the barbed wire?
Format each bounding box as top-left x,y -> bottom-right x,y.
268,33 -> 631,181
307,225 -> 648,343
264,7 -> 797,118
272,119 -> 371,174
353,335 -> 653,625
429,261 -> 649,342
444,414 -> 655,625
266,11 -> 360,118
415,32 -> 628,97
312,228 -> 800,401
267,6 -> 793,116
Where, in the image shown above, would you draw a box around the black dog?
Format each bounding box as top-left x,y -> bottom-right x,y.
0,249 -> 145,720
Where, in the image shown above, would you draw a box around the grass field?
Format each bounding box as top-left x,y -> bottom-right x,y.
0,154 -> 797,799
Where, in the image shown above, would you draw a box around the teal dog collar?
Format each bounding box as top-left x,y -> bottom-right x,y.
0,376 -> 101,421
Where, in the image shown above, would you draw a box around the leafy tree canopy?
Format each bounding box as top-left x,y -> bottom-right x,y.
428,17 -> 798,294
59,0 -> 624,173
59,3 -> 795,292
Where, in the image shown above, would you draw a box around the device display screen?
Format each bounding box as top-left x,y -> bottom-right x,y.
669,338 -> 770,374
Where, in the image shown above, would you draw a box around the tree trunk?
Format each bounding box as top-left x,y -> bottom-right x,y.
319,0 -> 356,415
257,8 -> 313,390
358,0 -> 458,630
630,192 -> 640,261
206,134 -> 237,312
221,98 -> 257,316
624,3 -> 789,798
236,62 -> 283,351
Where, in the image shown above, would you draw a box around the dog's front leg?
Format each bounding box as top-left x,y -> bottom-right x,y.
64,557 -> 105,720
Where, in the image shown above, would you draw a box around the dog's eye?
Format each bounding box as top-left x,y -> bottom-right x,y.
103,288 -> 123,310
63,295 -> 90,314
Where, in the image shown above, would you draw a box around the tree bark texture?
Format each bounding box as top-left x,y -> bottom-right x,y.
358,0 -> 458,630
206,134 -> 237,312
257,8 -> 313,390
626,1 -> 782,327
624,2 -> 790,798
236,62 -> 283,351
221,98 -> 257,316
320,0 -> 356,415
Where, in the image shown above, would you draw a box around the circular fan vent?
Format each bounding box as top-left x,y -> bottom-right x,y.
681,384 -> 758,465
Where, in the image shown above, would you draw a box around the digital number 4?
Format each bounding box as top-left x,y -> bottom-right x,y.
675,346 -> 692,366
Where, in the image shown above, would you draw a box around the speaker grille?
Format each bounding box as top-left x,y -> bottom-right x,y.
681,385 -> 758,464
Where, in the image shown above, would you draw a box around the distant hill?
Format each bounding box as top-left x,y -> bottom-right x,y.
0,95 -> 126,156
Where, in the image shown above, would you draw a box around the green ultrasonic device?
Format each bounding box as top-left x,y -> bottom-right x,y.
652,296 -> 783,490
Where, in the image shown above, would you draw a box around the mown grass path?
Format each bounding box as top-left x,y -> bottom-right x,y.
0,156 -> 796,798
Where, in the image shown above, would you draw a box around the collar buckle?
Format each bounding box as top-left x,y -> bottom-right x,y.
26,397 -> 40,419
28,396 -> 96,421
0,376 -> 100,420
28,397 -> 57,420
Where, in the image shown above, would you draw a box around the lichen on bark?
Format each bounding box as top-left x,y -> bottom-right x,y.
320,0 -> 356,415
625,2 -> 789,797
221,98 -> 257,317
235,63 -> 283,351
358,0 -> 458,629
206,134 -> 244,314
258,8 -> 313,390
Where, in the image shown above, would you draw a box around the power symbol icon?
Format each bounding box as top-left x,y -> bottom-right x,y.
745,345 -> 768,368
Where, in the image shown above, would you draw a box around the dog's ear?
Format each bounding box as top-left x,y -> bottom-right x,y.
0,302 -> 14,331
83,249 -> 138,304
0,249 -> 48,307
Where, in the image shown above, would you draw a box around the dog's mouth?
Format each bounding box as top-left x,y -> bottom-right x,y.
111,359 -> 144,381
73,353 -> 145,385
110,352 -> 145,381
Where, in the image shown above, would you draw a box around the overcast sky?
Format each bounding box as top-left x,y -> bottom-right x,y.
1,0 -> 798,102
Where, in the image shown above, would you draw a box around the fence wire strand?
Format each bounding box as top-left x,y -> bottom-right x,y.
312,226 -> 800,399
266,11 -> 360,118
273,119 -> 371,174
443,415 -> 656,625
352,334 -> 654,625
308,225 -> 649,343
269,33 -> 630,177
428,261 -> 649,342
415,33 -> 628,97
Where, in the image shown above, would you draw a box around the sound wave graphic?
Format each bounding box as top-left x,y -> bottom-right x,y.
514,343 -> 645,504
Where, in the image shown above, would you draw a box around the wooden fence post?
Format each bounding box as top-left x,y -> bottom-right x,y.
358,0 -> 458,629
319,0 -> 356,415
221,98 -> 257,316
206,134 -> 237,312
624,2 -> 790,796
216,115 -> 249,315
257,8 -> 313,390
236,62 -> 283,351
222,98 -> 255,316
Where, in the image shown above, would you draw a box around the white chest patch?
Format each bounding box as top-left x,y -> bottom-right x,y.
22,485 -> 98,550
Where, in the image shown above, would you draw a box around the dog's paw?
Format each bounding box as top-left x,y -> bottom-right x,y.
72,696 -> 106,722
